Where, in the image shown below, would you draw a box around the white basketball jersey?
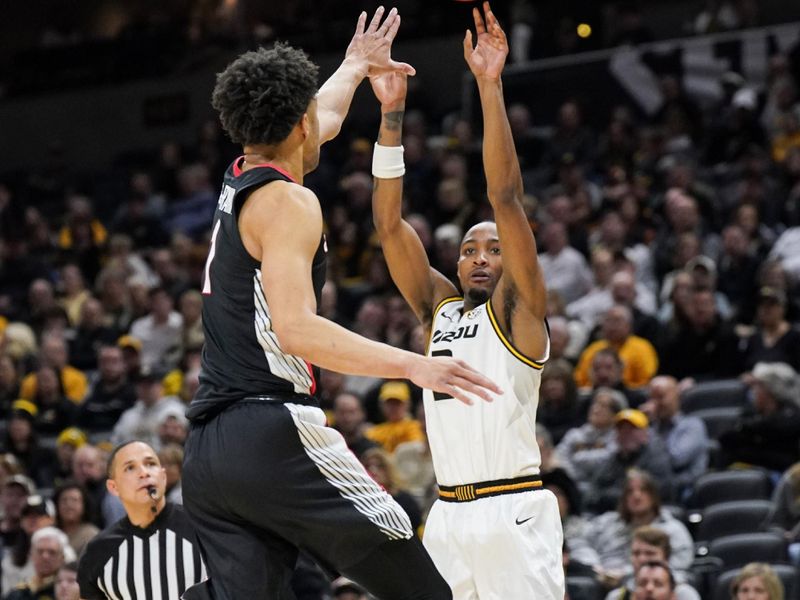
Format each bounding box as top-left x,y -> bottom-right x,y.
423,297 -> 548,486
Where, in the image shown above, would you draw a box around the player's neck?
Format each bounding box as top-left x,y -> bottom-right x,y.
242,144 -> 302,183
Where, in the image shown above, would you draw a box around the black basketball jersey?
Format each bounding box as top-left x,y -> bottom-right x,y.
189,158 -> 326,419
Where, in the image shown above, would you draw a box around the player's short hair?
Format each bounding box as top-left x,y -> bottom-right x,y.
212,43 -> 319,146
106,440 -> 157,479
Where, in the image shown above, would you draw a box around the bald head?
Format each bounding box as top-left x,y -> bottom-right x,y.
648,376 -> 680,420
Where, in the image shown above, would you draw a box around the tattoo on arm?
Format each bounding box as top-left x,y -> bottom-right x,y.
383,111 -> 404,131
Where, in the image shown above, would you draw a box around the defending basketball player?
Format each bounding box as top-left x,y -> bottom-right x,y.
368,2 -> 564,597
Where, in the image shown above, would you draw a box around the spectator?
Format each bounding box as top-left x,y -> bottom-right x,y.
364,381 -> 424,453
29,365 -> 76,436
110,366 -> 186,449
394,402 -> 437,520
128,287 -> 183,371
158,443 -> 184,504
178,289 -> 204,353
68,298 -> 117,372
739,287 -> 800,372
557,387 -> 627,496
719,362 -> 800,472
54,561 -> 80,600
632,560 -> 676,600
4,526 -> 74,600
1,402 -> 57,488
0,474 -> 35,557
605,526 -> 700,600
156,408 -> 188,450
541,468 -> 593,566
767,462 -> 800,565
332,392 -> 378,459
52,481 -> 98,557
578,470 -> 693,585
717,224 -> 761,321
19,334 -> 87,404
52,428 -> 86,489
0,354 -> 21,411
361,448 -> 422,534
640,376 -> 708,500
539,361 -> 583,444
659,288 -> 737,380
71,445 -> 124,529
150,248 -> 191,301
57,264 -> 90,328
729,562 -> 785,600
574,305 -> 659,389
582,348 -> 647,409
539,221 -> 593,304
77,345 -> 136,433
585,410 -> 673,512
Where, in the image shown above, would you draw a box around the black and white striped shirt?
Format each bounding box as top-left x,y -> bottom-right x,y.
78,503 -> 207,600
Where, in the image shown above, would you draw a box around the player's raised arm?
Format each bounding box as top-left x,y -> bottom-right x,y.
464,2 -> 547,321
368,70 -> 458,325
315,6 -> 416,149
241,182 -> 499,405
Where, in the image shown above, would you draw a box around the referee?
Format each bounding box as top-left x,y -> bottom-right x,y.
77,441 -> 207,599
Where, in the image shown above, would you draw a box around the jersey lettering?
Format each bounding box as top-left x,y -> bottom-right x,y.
431,324 -> 479,345
217,184 -> 235,214
431,349 -> 454,401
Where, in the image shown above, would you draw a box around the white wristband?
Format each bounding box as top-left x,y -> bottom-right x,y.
372,143 -> 405,179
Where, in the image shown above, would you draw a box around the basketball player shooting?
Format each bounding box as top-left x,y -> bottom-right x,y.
368,2 -> 565,597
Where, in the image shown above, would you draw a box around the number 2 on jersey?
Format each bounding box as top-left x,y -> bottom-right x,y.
432,349 -> 455,401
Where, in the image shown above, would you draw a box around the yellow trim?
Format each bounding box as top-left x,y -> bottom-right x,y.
475,480 -> 542,495
425,296 -> 463,355
485,299 -> 544,369
438,480 -> 542,501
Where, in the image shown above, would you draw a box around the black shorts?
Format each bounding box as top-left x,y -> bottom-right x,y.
182,397 -> 432,599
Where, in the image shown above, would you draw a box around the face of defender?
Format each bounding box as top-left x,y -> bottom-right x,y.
302,97 -> 320,173
457,222 -> 503,306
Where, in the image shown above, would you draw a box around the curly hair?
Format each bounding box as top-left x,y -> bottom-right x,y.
212,43 -> 319,146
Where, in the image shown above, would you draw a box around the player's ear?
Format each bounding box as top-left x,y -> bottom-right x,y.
300,113 -> 310,140
106,478 -> 119,498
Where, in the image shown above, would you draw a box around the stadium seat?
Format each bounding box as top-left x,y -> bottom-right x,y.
712,564 -> 798,600
690,406 -> 741,440
688,469 -> 772,509
680,379 -> 749,414
707,532 -> 788,569
566,575 -> 603,600
694,500 -> 774,548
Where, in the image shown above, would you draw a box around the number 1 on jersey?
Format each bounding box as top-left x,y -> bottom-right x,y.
202,220 -> 222,295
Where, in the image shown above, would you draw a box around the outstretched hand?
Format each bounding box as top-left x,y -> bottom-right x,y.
463,1 -> 508,82
346,6 -> 416,78
407,355 -> 502,406
369,70 -> 408,108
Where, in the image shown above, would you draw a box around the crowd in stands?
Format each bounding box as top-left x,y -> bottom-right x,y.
2,15 -> 800,600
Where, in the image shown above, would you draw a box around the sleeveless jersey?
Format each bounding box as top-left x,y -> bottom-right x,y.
189,158 -> 326,419
423,297 -> 548,486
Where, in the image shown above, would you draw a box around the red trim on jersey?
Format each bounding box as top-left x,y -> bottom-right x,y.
232,156 -> 297,182
304,360 -> 317,395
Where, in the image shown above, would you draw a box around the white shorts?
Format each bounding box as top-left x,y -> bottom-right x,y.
423,489 -> 564,600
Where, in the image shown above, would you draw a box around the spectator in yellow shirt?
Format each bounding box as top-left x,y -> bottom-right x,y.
20,335 -> 87,404
365,381 -> 424,453
574,305 -> 658,389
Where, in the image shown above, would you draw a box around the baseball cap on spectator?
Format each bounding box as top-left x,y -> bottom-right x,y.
117,335 -> 142,352
732,87 -> 757,111
331,577 -> 366,597
5,474 -> 36,496
56,427 -> 88,448
434,223 -> 461,245
379,381 -> 411,404
21,494 -> 55,519
752,362 -> 800,405
135,364 -> 169,383
685,255 -> 716,275
615,408 -> 649,429
757,286 -> 786,306
10,399 -> 38,421
158,406 -> 188,427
